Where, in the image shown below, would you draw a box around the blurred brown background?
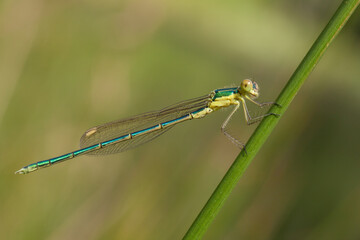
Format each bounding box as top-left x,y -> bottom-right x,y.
1,0 -> 360,239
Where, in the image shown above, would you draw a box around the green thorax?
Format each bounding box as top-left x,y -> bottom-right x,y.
212,87 -> 238,100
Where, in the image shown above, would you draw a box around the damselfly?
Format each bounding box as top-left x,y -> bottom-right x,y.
15,79 -> 279,174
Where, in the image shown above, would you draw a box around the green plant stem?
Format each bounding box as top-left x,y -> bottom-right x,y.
183,0 -> 360,239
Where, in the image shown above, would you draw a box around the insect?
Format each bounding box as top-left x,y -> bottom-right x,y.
15,79 -> 279,174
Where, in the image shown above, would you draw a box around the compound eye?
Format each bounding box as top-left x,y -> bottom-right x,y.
241,79 -> 253,91
252,81 -> 259,91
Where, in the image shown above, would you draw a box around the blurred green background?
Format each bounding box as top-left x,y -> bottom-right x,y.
1,0 -> 360,239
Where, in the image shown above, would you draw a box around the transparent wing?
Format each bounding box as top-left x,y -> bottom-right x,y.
80,94 -> 212,155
